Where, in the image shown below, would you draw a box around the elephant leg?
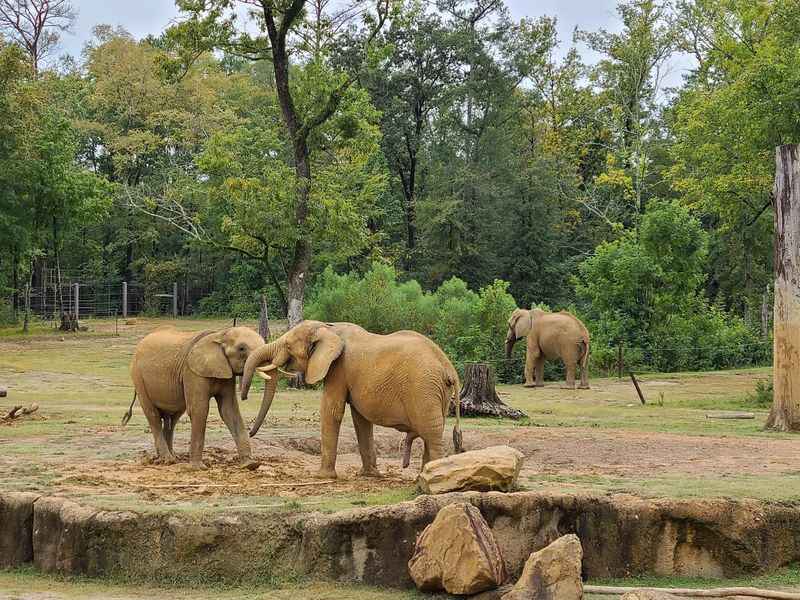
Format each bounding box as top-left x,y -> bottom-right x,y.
350,405 -> 379,477
215,383 -> 255,466
563,361 -> 577,389
579,358 -> 590,389
135,379 -> 173,463
318,378 -> 347,479
421,435 -> 444,468
162,412 -> 181,459
534,356 -> 546,387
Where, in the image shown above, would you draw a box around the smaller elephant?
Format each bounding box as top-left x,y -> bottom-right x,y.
505,308 -> 590,389
128,326 -> 265,469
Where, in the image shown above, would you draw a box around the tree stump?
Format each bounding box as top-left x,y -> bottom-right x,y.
451,363 -> 527,420
59,312 -> 79,332
767,144 -> 800,431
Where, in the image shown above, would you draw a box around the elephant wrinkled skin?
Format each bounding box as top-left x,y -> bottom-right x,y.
241,320 -> 462,479
505,308 -> 590,389
129,326 -> 265,469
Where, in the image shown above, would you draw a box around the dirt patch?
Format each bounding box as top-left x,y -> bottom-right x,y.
44,438 -> 417,505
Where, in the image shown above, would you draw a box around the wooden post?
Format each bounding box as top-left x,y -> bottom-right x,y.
629,372 -> 646,405
172,282 -> 178,318
259,294 -> 271,340
767,144 -> 800,431
122,281 -> 128,318
617,341 -> 624,379
73,283 -> 79,320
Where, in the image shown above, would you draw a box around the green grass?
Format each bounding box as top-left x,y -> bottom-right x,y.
521,473 -> 800,502
0,567 -> 439,599
590,563 -> 800,591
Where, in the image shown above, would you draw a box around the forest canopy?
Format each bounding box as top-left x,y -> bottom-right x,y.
1,0 -> 793,373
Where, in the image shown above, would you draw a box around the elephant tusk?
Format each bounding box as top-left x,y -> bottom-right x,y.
256,371 -> 272,381
257,364 -> 277,373
277,368 -> 298,378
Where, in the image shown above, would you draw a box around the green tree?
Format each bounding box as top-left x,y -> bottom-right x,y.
166,0 -> 390,325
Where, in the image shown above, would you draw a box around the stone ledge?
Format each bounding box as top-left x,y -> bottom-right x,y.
2,491 -> 798,587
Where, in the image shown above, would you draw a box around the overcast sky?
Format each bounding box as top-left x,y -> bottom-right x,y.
60,0 -> 691,87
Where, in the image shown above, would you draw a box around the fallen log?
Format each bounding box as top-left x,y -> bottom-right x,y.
706,411 -> 756,420
585,584 -> 800,599
2,403 -> 40,421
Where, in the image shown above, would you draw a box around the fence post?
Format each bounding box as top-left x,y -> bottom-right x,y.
173,282 -> 178,318
122,281 -> 128,318
73,283 -> 79,320
617,341 -> 624,379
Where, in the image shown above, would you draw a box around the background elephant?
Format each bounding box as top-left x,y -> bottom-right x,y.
129,326 -> 265,469
505,308 -> 590,389
240,320 -> 462,478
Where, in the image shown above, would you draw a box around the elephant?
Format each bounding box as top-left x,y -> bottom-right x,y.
128,326 -> 266,469
240,320 -> 463,479
505,308 -> 590,389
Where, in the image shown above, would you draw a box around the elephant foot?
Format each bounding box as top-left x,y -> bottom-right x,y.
578,384 -> 591,390
523,382 -> 543,388
157,453 -> 177,465
189,460 -> 208,471
314,468 -> 337,480
560,385 -> 577,390
359,467 -> 382,478
240,458 -> 261,471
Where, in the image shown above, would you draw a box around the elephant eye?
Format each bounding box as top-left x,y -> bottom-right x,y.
238,344 -> 246,353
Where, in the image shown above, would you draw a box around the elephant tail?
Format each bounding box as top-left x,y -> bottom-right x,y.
447,370 -> 463,453
578,338 -> 590,370
121,391 -> 137,426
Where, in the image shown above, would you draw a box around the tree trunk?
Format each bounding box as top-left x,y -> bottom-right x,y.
258,294 -> 271,340
11,246 -> 18,318
767,144 -> 800,431
451,363 -> 527,420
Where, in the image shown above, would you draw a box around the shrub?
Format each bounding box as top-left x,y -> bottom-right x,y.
307,264 -> 518,379
575,201 -> 769,373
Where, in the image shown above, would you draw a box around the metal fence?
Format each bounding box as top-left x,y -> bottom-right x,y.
28,279 -> 181,321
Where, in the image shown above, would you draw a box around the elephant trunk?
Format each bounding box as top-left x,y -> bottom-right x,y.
505,331 -> 517,359
250,369 -> 278,438
241,339 -> 287,437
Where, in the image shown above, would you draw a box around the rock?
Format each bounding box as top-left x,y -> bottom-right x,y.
408,503 -> 506,595
621,592 -> 681,600
417,445 -> 524,494
0,386 -> 6,397
0,492 -> 38,567
501,534 -> 583,600
469,585 -> 514,599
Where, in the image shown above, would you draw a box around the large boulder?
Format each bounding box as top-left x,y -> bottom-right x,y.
501,534 -> 583,600
417,445 -> 524,494
408,503 -> 506,595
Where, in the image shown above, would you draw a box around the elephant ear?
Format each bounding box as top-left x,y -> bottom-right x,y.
513,310 -> 533,339
306,327 -> 344,385
187,331 -> 233,380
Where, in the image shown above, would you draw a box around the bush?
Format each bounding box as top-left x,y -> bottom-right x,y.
307,264 -> 519,379
746,378 -> 773,407
575,201 -> 770,373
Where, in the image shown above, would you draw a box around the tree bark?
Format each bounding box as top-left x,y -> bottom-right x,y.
452,363 -> 527,420
767,144 -> 800,431
258,294 -> 271,340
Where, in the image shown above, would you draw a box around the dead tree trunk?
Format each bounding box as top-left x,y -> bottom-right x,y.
258,294 -> 271,340
451,363 -> 527,420
767,144 -> 800,431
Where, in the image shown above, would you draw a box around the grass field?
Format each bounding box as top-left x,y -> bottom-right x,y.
1,316 -> 796,512
4,565 -> 800,600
